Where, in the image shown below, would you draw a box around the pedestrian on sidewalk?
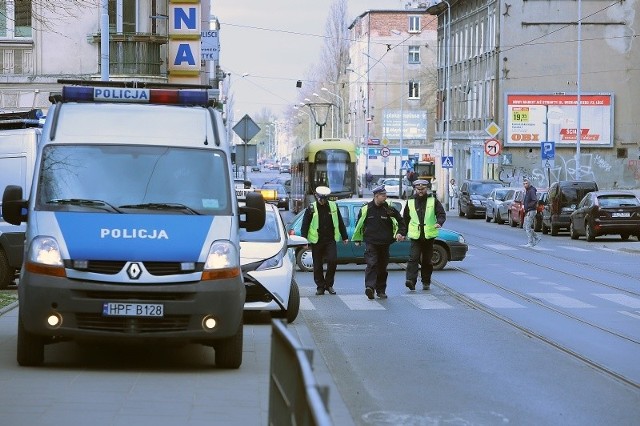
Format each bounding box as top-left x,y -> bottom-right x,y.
523,178 -> 541,247
449,178 -> 458,210
404,180 -> 446,291
352,185 -> 406,300
301,186 -> 349,295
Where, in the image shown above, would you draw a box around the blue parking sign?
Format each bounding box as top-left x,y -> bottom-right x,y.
541,141 -> 555,160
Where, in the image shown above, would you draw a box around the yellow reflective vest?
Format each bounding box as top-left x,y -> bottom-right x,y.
352,204 -> 399,242
407,197 -> 439,239
306,201 -> 341,243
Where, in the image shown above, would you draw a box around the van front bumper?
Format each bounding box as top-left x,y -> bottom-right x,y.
18,272 -> 245,344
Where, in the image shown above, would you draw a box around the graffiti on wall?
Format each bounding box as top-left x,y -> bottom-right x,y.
628,160 -> 640,180
497,153 -> 618,188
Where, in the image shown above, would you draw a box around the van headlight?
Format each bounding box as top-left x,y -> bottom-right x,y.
25,236 -> 66,277
202,240 -> 241,280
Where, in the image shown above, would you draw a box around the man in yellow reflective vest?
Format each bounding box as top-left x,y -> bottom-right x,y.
301,186 -> 349,295
352,185 -> 406,299
403,179 -> 446,291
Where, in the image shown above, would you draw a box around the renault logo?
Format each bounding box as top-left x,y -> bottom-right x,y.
127,263 -> 142,279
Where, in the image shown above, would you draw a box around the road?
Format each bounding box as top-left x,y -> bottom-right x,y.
1,170 -> 639,425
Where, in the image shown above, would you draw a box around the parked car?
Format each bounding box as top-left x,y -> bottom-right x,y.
569,190 -> 640,241
508,189 -> 526,228
458,179 -> 504,218
279,164 -> 291,174
534,189 -> 548,231
542,180 -> 599,235
381,178 -> 401,198
260,183 -> 290,210
240,203 -> 307,322
287,198 -> 468,272
485,187 -> 512,224
251,164 -> 261,172
266,176 -> 291,194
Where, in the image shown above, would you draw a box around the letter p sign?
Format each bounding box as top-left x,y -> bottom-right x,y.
541,141 -> 555,160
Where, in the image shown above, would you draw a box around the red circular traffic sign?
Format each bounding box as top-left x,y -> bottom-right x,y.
381,147 -> 391,157
484,138 -> 501,156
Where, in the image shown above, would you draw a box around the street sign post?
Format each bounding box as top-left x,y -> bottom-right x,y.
233,114 -> 260,143
541,141 -> 555,167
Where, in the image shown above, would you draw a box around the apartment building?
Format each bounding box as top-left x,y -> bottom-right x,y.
0,0 -> 214,113
427,0 -> 640,189
348,7 -> 438,178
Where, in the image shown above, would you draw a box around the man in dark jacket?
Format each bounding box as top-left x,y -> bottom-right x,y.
301,186 -> 349,295
523,178 -> 541,247
403,180 -> 446,291
352,185 -> 406,299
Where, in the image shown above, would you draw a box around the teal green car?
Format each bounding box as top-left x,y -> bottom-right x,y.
286,198 -> 468,272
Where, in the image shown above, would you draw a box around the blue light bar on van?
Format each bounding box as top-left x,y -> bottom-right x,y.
61,86 -> 209,106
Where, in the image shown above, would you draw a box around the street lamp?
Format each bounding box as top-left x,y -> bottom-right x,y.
313,92 -> 336,137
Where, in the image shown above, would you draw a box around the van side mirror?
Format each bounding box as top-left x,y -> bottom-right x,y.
2,185 -> 28,225
239,191 -> 265,232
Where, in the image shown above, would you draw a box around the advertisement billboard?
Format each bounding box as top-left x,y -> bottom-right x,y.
505,93 -> 613,147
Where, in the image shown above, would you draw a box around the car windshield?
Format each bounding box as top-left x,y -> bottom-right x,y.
597,195 -> 640,207
383,179 -> 399,186
262,184 -> 286,195
469,182 -> 502,197
493,189 -> 511,200
37,145 -> 231,214
239,209 -> 280,242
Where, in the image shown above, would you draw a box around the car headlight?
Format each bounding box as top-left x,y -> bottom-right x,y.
457,235 -> 466,243
256,253 -> 284,271
25,236 -> 65,277
202,240 -> 240,280
471,199 -> 483,206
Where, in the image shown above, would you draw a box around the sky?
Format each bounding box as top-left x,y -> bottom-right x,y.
211,0 -> 407,121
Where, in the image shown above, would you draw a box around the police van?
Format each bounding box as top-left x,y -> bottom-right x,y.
1,81 -> 265,368
0,110 -> 42,289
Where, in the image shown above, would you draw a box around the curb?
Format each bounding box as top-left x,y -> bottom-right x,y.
0,300 -> 18,316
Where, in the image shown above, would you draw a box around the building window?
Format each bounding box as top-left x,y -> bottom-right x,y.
109,0 -> 138,33
408,81 -> 420,99
408,16 -> 420,33
408,46 -> 420,64
0,0 -> 33,38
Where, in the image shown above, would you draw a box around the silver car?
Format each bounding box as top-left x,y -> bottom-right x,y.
485,187 -> 514,224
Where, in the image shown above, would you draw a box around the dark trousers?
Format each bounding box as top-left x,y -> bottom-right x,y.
311,241 -> 337,290
406,238 -> 435,284
364,243 -> 390,293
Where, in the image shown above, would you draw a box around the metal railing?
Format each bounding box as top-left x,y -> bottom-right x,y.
269,319 -> 332,426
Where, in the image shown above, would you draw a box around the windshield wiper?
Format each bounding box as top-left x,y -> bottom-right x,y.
47,199 -> 122,213
118,203 -> 201,215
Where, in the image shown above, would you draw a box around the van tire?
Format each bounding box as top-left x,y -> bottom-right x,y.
432,244 -> 448,271
215,322 -> 243,369
0,250 -> 14,289
17,315 -> 44,367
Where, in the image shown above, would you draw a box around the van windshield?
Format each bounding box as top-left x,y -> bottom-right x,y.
36,145 -> 231,214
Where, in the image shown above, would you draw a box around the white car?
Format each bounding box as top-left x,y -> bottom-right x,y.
240,203 -> 307,323
381,178 -> 401,198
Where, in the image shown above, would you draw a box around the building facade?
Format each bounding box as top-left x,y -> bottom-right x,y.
347,7 -> 438,179
428,0 -> 640,190
0,0 -> 214,112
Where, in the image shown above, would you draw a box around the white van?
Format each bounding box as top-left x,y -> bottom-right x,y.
0,110 -> 42,289
2,81 -> 265,368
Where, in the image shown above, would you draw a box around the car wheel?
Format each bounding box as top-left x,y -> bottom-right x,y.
0,249 -> 15,290
534,216 -> 542,232
485,211 -> 491,222
496,211 -> 503,225
542,222 -> 549,235
296,248 -> 313,272
431,244 -> 448,271
214,321 -> 243,369
550,224 -> 559,236
569,221 -> 579,240
585,221 -> 596,242
509,214 -> 516,227
17,315 -> 44,367
620,233 -> 629,241
458,202 -> 465,217
285,280 -> 300,323
518,215 -> 524,229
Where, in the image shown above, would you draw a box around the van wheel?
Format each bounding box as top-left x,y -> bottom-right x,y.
569,221 -> 579,240
214,322 -> 243,369
550,224 -> 559,236
0,250 -> 15,289
17,315 -> 44,367
620,233 -> 629,241
432,244 -> 448,271
296,248 -> 313,272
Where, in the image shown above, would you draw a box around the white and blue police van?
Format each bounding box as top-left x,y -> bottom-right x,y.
1,81 -> 265,368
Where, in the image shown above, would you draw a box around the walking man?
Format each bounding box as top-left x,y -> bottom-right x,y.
352,185 -> 406,299
523,178 -> 541,247
449,178 -> 458,210
404,179 -> 446,291
301,186 -> 349,295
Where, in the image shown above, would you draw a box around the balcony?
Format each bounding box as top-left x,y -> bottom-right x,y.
92,33 -> 167,78
0,42 -> 34,75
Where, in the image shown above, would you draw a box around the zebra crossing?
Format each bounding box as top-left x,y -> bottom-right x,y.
299,290 -> 640,320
